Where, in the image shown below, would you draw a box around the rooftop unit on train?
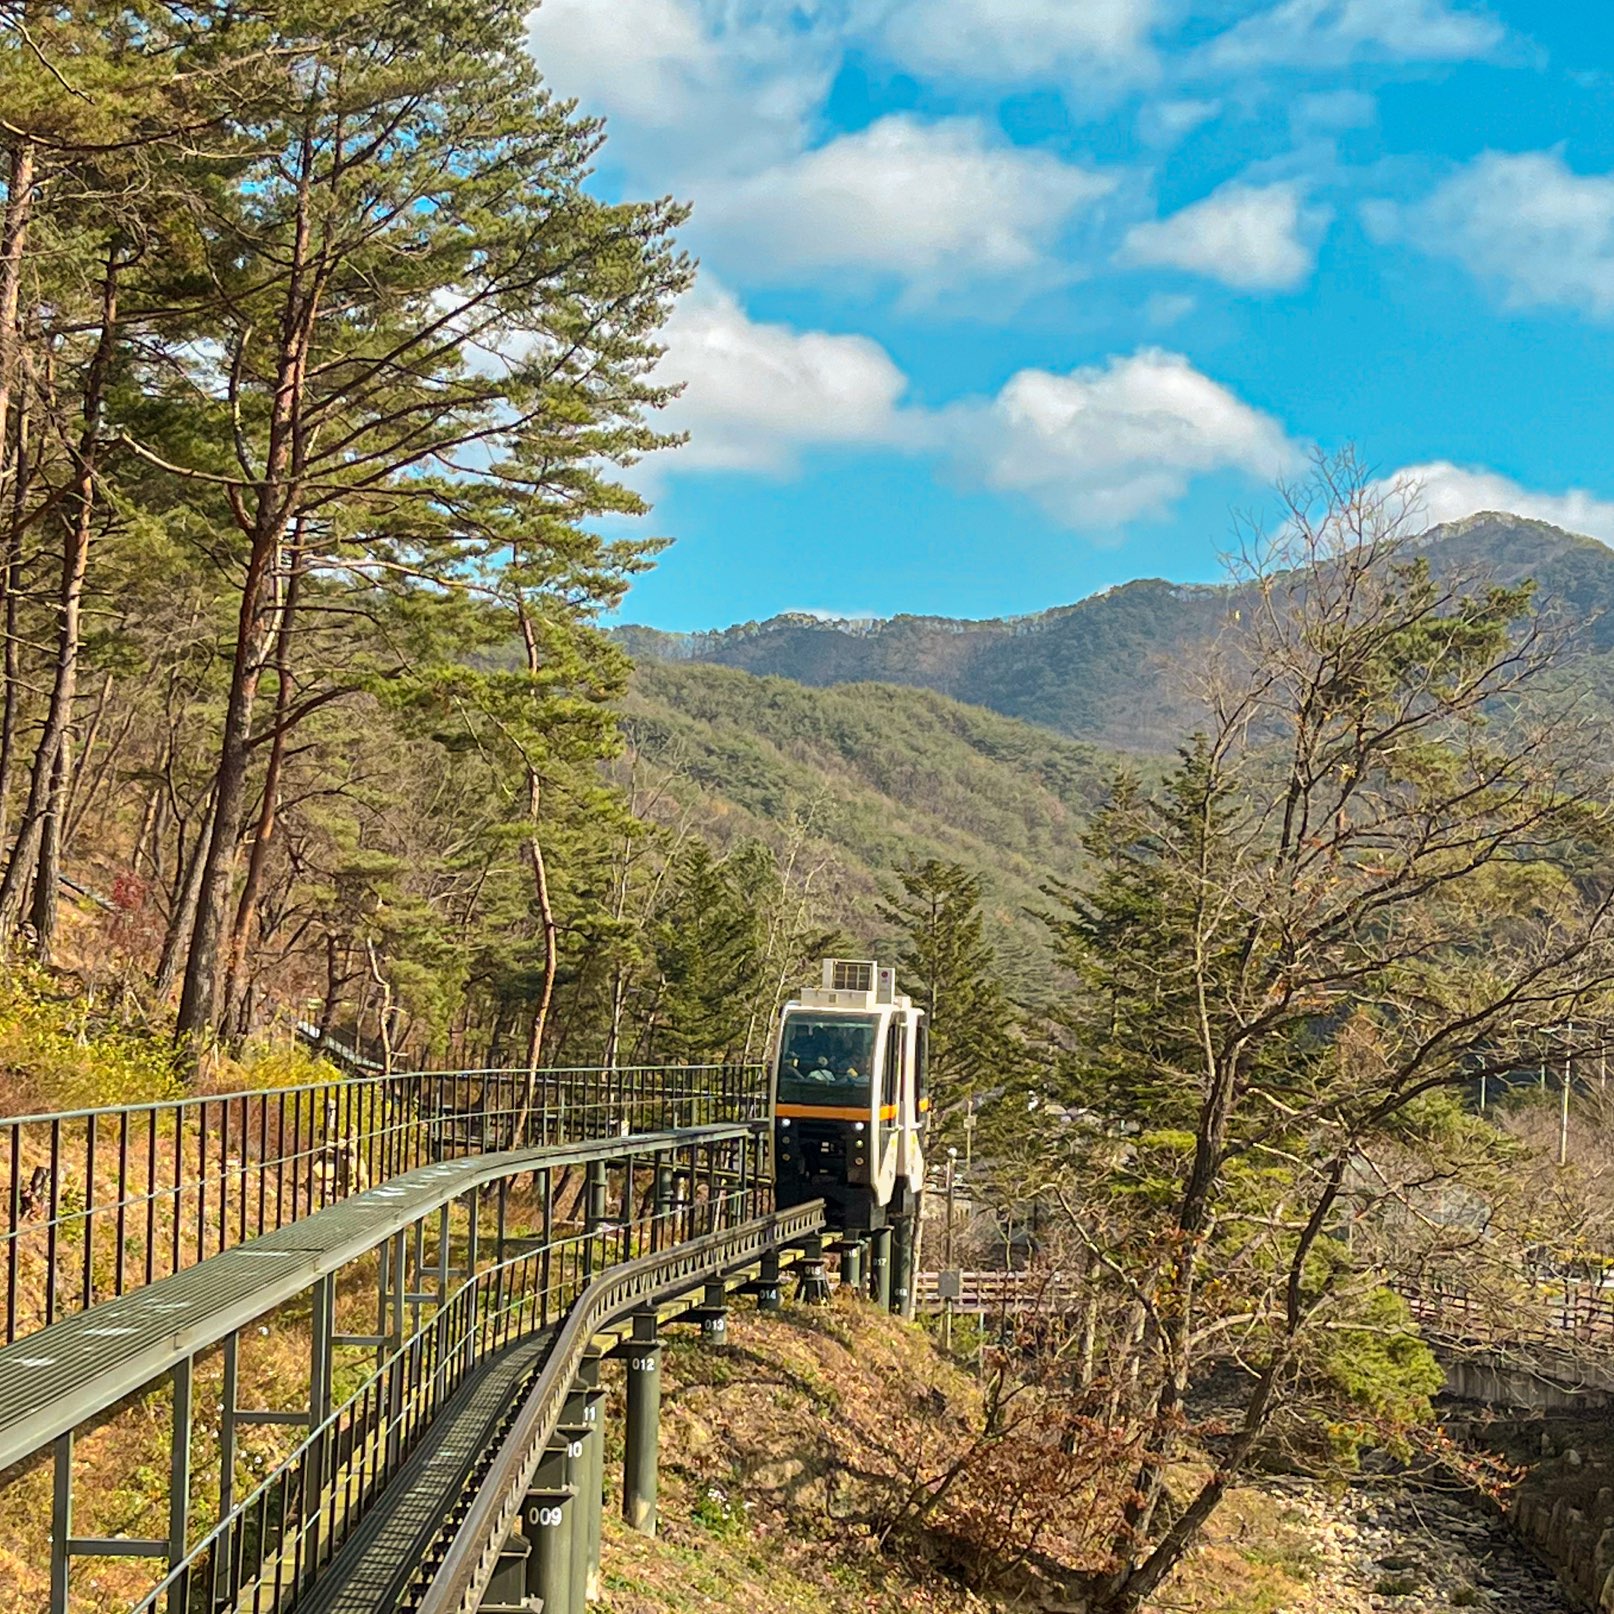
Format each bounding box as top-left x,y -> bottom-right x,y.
793,958 -> 904,1012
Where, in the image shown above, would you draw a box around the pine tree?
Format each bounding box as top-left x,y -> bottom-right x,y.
1041,742 -> 1252,1128
649,842 -> 770,1063
879,859 -> 1023,1135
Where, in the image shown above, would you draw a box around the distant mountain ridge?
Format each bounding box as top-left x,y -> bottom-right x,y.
618,515 -> 1614,751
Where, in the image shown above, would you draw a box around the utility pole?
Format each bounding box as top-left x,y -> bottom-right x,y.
942,1148 -> 957,1350
1560,1020 -> 1574,1169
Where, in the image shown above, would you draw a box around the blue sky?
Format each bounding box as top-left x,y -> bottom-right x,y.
528,0 -> 1614,630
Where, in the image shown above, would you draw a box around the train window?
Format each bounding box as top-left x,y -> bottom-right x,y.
882,1022 -> 900,1111
915,1020 -> 929,1115
777,1014 -> 878,1107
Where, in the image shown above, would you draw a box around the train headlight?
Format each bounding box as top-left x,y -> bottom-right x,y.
779,1118 -> 791,1127
853,1122 -> 865,1132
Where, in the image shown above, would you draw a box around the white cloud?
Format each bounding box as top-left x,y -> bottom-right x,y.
701,115 -> 1116,294
1389,461 -> 1614,544
1121,180 -> 1329,291
945,349 -> 1294,527
1369,151 -> 1614,319
1145,292 -> 1197,326
860,0 -> 1159,89
1202,0 -> 1505,71
527,0 -> 832,173
655,281 -> 912,473
649,299 -> 1297,536
1290,89 -> 1377,133
1138,98 -> 1222,147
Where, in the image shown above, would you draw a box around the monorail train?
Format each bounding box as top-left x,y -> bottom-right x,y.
771,959 -> 927,1312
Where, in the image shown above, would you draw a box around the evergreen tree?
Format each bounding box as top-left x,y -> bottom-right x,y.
879,858 -> 1023,1135
1041,742 -> 1256,1128
648,842 -> 770,1063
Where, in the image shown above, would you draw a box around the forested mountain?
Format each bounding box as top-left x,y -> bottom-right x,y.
621,514 -> 1614,750
619,662 -> 1121,969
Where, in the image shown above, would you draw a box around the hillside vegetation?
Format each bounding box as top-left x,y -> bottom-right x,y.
622,662 -> 1123,950
599,1295 -> 1346,1614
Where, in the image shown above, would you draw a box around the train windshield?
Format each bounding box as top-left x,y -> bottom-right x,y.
776,1014 -> 879,1107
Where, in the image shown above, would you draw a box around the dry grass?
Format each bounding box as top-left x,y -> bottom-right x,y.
596,1299 -> 1337,1614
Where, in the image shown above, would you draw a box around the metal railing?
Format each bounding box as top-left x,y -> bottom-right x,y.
414,1198 -> 825,1614
913,1268 -> 1077,1314
130,1131 -> 776,1614
0,1063 -> 767,1346
1403,1278 -> 1614,1351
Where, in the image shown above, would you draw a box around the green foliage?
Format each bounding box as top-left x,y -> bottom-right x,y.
879,858 -> 1031,1134
624,661 -> 1121,970
648,842 -> 770,1063
1313,1287 -> 1443,1457
0,963 -> 181,1112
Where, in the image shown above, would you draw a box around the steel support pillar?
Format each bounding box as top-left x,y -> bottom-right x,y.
621,1311 -> 661,1536
555,1418 -> 592,1614
755,1248 -> 783,1313
560,1360 -> 606,1605
584,1160 -> 607,1281
890,1209 -> 917,1319
698,1278 -> 727,1346
868,1227 -> 892,1309
652,1161 -> 674,1250
523,1442 -> 576,1614
838,1239 -> 865,1291
796,1235 -> 831,1305
482,1536 -> 530,1612
578,1356 -> 605,1601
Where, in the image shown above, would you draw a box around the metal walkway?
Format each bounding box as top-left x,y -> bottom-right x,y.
0,1124 -> 755,1474
0,1102 -> 791,1614
0,1049 -> 850,1614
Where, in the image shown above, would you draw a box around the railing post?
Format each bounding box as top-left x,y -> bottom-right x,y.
868,1227 -> 892,1309
310,1273 -> 334,1426
620,1311 -> 661,1536
49,1430 -> 70,1614
305,1271 -> 333,1561
217,1330 -> 238,1605
167,1354 -> 193,1614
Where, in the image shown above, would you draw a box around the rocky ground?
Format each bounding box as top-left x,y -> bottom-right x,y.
1264,1480 -> 1577,1613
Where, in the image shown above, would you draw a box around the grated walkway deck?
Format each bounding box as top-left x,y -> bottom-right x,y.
0,1123 -> 758,1473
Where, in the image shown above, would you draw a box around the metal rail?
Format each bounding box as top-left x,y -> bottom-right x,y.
411,1200 -> 826,1614
0,1063 -> 766,1347
112,1134 -> 787,1614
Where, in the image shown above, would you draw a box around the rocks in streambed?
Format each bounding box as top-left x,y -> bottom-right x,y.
1241,1480 -> 1577,1613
